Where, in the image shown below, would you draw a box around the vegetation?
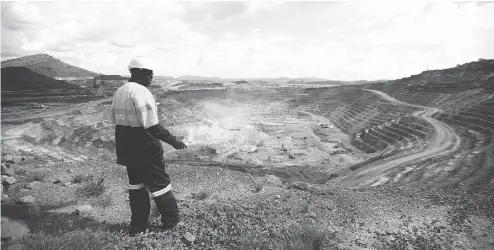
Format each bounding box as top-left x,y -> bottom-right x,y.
77,175 -> 106,197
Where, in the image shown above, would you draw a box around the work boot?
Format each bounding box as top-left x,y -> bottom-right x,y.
153,191 -> 179,229
128,187 -> 150,236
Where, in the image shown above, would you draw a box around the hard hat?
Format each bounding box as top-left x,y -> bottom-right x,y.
128,57 -> 154,71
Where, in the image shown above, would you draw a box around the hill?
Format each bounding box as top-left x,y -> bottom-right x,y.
154,76 -> 175,80
1,54 -> 97,77
1,67 -> 84,91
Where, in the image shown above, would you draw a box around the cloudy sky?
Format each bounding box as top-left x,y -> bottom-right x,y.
2,1 -> 494,80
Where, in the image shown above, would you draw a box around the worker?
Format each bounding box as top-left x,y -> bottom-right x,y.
110,57 -> 187,236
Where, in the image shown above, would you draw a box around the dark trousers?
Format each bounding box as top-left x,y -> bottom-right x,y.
127,164 -> 179,229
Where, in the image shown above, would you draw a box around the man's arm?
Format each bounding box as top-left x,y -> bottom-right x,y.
133,88 -> 187,150
145,124 -> 187,150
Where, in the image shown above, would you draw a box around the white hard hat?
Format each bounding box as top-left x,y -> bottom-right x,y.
128,57 -> 154,71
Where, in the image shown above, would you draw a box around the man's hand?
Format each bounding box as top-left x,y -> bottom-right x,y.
165,135 -> 187,150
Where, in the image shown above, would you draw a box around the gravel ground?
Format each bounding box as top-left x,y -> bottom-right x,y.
2,153 -> 493,250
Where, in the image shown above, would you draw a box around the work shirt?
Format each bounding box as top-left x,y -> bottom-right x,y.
110,82 -> 165,167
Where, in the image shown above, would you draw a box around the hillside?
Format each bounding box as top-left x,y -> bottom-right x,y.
1,54 -> 97,77
1,67 -> 84,91
177,75 -> 222,81
1,67 -> 99,107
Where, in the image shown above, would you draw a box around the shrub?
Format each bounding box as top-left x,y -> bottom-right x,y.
280,223 -> 329,250
238,223 -> 337,250
77,175 -> 106,197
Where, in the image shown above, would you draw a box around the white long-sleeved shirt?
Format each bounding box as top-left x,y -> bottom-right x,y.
110,82 -> 159,129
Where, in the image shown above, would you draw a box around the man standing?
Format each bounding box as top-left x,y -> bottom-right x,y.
110,57 -> 187,236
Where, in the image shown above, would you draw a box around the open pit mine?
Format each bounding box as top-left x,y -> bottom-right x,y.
1,55 -> 493,249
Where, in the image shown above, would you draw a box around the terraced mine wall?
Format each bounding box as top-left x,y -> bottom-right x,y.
351,60 -> 494,190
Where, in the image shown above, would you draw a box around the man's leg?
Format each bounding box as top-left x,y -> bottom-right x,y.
127,166 -> 151,236
143,164 -> 179,229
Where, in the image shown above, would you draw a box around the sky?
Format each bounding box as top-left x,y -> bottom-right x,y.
1,1 -> 494,80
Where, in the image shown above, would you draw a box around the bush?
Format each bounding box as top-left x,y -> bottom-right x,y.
238,223 -> 336,250
77,175 -> 106,197
279,224 -> 329,250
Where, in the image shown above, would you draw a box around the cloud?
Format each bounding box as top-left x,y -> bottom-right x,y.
1,2 -> 45,30
1,1 -> 493,80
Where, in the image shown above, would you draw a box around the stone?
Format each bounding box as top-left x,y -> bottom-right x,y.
1,164 -> 15,176
181,232 -> 196,246
14,167 -> 27,175
3,155 -> 14,163
24,181 -> 41,190
18,196 -> 35,204
264,175 -> 283,187
7,244 -> 28,250
245,146 -> 257,153
73,204 -> 93,216
62,182 -> 72,187
1,217 -> 30,241
2,194 -> 10,202
2,176 -> 17,185
12,155 -> 22,163
287,181 -> 311,191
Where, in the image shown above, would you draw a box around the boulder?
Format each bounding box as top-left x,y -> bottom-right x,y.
2,176 -> 17,185
17,196 -> 35,204
1,164 -> 15,176
24,181 -> 41,190
73,204 -> 93,216
181,232 -> 196,246
14,167 -> 27,175
287,181 -> 311,191
264,175 -> 283,187
3,155 -> 14,163
13,156 -> 24,163
1,217 -> 30,241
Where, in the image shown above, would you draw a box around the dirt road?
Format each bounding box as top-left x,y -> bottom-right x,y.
338,89 -> 460,187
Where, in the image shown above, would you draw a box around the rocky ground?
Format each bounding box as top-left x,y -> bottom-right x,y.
2,148 -> 493,250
